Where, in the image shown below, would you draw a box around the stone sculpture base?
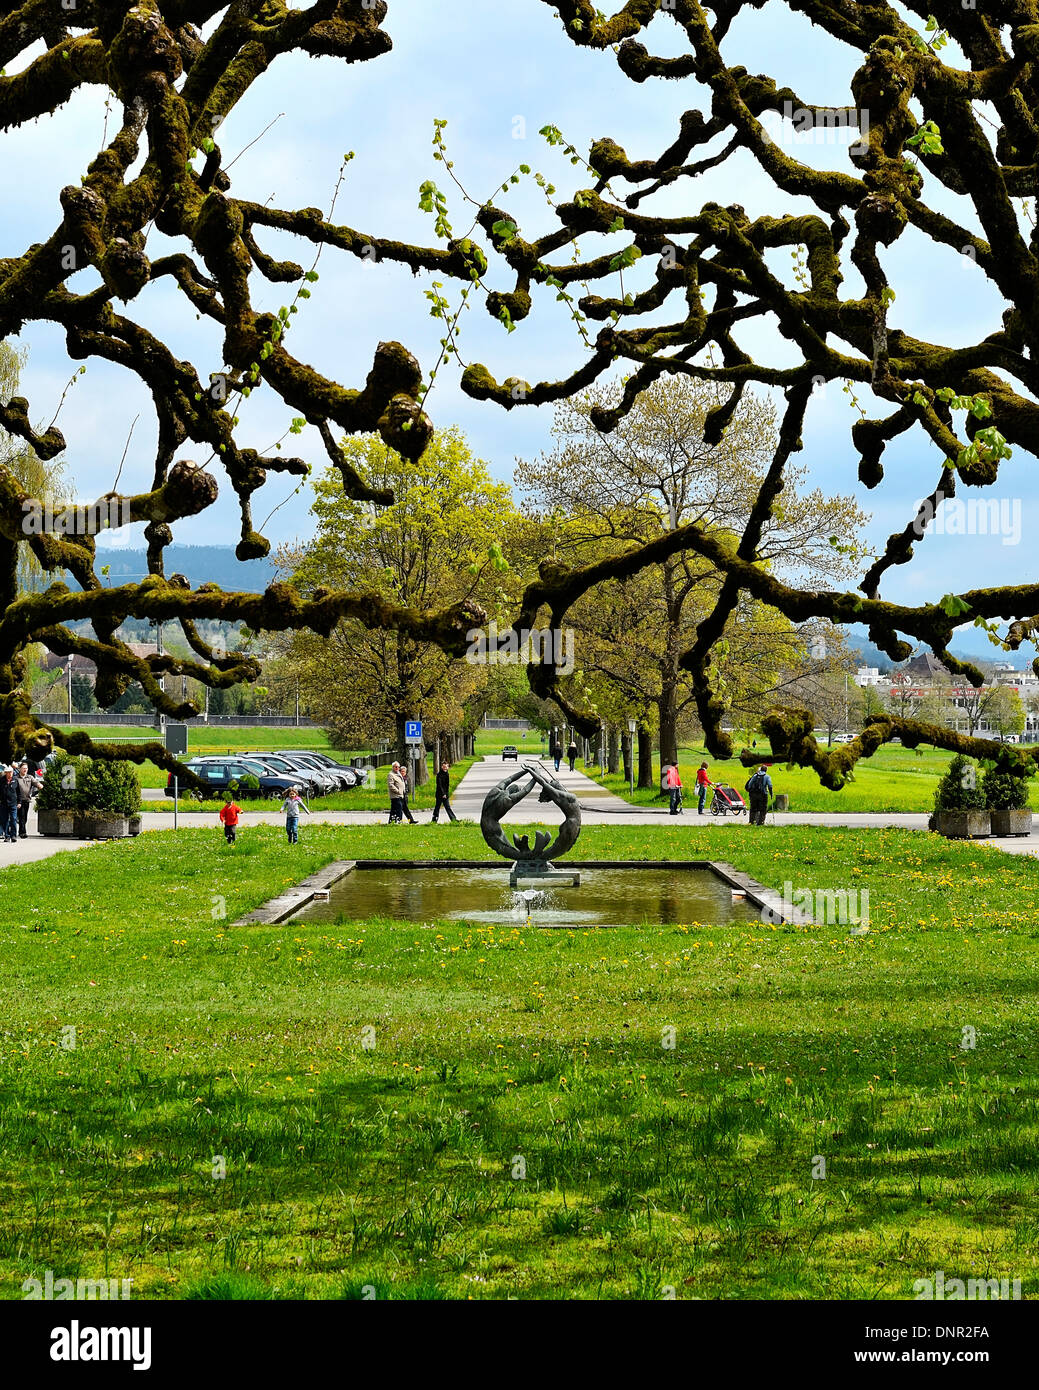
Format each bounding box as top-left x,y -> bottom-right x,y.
509,863 -> 581,888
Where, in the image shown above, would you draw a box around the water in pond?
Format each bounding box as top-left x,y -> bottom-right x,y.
292,866 -> 759,928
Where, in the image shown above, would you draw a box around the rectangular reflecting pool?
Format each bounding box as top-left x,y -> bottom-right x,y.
290,865 -> 760,928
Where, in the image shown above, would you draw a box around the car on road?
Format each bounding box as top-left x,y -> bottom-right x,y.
502,745 -> 519,760
166,758 -> 300,801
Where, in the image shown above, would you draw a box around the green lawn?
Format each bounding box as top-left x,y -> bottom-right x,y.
588,740 -> 1039,814
2,823 -> 1037,1300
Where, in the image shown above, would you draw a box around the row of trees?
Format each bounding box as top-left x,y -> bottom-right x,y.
274,377 -> 865,780
2,0 -> 1038,786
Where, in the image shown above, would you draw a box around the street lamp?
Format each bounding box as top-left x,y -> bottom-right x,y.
627,718 -> 637,798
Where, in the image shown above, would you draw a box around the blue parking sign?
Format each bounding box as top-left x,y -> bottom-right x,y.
405,720 -> 422,742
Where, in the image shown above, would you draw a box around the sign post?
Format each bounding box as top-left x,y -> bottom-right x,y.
405,721 -> 422,798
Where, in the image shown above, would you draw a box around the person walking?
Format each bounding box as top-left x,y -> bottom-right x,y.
551,740 -> 563,772
431,761 -> 457,822
695,762 -> 713,816
744,763 -> 773,826
387,762 -> 406,824
567,739 -> 578,772
219,793 -> 242,845
280,786 -> 310,843
665,760 -> 683,815
1,767 -> 19,843
16,761 -> 35,838
399,762 -> 418,824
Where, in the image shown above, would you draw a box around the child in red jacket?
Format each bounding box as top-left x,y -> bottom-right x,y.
219,795 -> 242,844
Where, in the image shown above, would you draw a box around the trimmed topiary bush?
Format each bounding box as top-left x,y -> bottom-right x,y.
34,752 -> 88,812
933,755 -> 985,812
982,766 -> 1030,811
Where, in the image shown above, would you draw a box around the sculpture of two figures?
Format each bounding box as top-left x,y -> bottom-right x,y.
480,761 -> 581,877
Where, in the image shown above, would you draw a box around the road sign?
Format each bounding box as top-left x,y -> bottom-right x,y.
404,720 -> 422,743
164,724 -> 189,756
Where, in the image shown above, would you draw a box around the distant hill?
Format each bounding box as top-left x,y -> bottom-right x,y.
844,622 -> 1032,672
95,545 -> 280,594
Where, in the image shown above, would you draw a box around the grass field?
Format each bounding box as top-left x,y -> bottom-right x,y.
2,822 -> 1037,1300
588,740 -> 1039,814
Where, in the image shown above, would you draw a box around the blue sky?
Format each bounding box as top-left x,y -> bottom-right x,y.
1,0 -> 1033,653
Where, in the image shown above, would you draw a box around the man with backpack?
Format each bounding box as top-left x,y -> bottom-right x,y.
745,764 -> 773,825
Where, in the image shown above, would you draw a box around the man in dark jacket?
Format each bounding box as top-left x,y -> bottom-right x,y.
567,740 -> 578,772
1,767 -> 19,842
16,761 -> 34,838
431,761 -> 457,822
744,764 -> 773,826
551,741 -> 563,771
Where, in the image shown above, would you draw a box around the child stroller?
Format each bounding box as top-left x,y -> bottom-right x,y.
710,784 -> 746,817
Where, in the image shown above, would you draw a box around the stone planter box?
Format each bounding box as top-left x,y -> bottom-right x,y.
989,808 -> 1032,838
128,814 -> 142,836
934,810 -> 991,839
73,812 -> 131,839
37,809 -> 77,837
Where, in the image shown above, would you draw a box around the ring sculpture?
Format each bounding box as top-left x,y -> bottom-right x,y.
480,762 -> 581,870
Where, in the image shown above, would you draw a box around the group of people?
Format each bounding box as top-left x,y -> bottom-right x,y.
550,740 -> 579,773
387,760 -> 456,824
662,759 -> 775,824
1,762 -> 40,841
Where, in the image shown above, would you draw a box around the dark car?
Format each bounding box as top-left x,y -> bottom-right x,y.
502,745 -> 519,761
166,758 -> 298,800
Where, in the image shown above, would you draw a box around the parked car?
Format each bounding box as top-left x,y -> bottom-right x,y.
502,745 -> 519,761
166,759 -> 298,800
240,753 -> 331,795
187,753 -> 325,796
287,752 -> 366,787
271,751 -> 353,790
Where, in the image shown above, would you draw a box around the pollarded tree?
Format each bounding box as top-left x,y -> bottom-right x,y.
517,378 -> 865,765
0,0 -> 482,777
403,0 -> 1039,785
7,0 -> 1039,792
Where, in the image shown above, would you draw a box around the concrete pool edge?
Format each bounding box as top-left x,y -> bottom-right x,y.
233,858 -> 787,926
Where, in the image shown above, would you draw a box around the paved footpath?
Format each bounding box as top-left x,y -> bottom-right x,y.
7,757 -> 1039,864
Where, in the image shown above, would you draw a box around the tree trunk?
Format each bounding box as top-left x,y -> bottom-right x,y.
621,732 -> 632,786
414,741 -> 429,785
607,727 -> 619,775
637,726 -> 654,789
658,681 -> 679,768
